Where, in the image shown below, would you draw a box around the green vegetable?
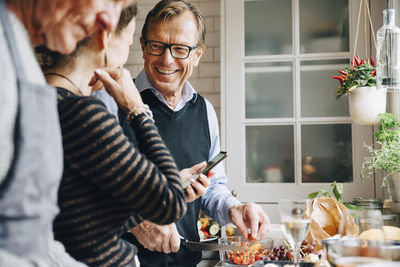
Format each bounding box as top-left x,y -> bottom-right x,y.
307,189 -> 331,199
332,181 -> 343,203
307,191 -> 321,199
307,182 -> 360,210
207,222 -> 220,236
344,203 -> 362,210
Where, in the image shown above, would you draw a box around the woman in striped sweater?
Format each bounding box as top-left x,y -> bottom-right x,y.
37,4 -> 208,267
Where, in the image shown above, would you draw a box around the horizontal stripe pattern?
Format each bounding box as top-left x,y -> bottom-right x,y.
54,89 -> 186,267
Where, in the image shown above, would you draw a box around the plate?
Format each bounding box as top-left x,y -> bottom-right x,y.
200,236 -> 218,242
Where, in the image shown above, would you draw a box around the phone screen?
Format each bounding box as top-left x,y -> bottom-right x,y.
182,151 -> 228,189
202,151 -> 228,174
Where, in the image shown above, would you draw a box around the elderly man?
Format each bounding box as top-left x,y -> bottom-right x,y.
0,0 -> 134,266
121,1 -> 270,266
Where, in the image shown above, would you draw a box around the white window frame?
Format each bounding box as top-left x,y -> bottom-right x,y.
221,0 -> 383,222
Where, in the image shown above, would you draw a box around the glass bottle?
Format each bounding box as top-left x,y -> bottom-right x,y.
376,9 -> 400,90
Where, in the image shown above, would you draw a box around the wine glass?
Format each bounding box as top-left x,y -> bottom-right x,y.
279,199 -> 311,266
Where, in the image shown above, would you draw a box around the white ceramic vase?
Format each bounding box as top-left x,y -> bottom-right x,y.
387,173 -> 400,203
348,86 -> 386,125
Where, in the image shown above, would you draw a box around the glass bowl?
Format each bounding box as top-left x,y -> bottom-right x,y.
322,237 -> 400,265
218,236 -> 274,265
322,236 -> 341,265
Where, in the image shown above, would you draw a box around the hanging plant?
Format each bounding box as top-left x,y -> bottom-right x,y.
332,55 -> 385,125
361,113 -> 400,187
332,55 -> 376,100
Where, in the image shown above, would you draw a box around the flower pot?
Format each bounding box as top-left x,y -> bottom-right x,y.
387,173 -> 400,203
348,86 -> 386,125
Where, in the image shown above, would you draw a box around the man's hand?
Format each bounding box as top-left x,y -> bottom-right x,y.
130,220 -> 181,253
228,202 -> 270,240
180,162 -> 214,202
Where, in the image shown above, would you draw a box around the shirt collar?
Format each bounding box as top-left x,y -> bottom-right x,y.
135,70 -> 198,111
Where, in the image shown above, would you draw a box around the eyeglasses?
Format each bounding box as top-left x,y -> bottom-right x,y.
144,40 -> 198,59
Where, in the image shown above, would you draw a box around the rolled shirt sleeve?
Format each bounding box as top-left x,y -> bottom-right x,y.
201,99 -> 241,226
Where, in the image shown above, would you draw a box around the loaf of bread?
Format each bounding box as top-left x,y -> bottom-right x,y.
359,226 -> 400,240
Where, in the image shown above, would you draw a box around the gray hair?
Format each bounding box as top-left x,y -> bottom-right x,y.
141,0 -> 205,45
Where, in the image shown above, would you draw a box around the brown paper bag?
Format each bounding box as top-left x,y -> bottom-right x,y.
305,197 -> 358,250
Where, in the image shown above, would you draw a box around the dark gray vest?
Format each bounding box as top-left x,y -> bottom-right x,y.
131,89 -> 210,267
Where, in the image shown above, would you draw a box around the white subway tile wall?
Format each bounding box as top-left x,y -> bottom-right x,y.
127,0 -> 221,121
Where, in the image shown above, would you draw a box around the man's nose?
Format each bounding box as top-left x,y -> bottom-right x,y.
160,47 -> 175,64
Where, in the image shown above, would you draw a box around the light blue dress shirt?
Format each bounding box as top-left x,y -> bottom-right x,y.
135,70 -> 240,225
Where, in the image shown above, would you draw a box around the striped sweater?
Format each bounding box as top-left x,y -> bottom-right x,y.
53,88 -> 186,267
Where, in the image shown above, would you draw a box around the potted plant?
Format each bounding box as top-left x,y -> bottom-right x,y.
361,113 -> 400,201
332,55 -> 386,125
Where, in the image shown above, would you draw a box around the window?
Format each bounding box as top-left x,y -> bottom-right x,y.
222,0 -> 377,222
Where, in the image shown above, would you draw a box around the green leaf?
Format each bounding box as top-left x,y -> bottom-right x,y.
319,190 -> 332,197
333,57 -> 376,95
344,203 -> 362,210
307,191 -> 320,199
361,113 -> 400,187
332,182 -> 344,202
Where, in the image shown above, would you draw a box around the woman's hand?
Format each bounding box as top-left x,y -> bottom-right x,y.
91,67 -> 144,112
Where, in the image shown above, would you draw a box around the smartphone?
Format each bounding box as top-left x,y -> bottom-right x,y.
182,151 -> 228,189
202,151 -> 228,175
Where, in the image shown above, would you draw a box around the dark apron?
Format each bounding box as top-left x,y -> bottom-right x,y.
0,0 -> 63,257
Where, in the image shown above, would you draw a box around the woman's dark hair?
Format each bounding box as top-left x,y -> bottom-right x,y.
116,4 -> 137,35
36,4 -> 137,72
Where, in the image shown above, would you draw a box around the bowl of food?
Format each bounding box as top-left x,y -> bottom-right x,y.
218,236 -> 274,265
322,237 -> 400,265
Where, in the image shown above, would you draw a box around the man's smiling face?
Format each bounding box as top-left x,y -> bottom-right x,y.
141,11 -> 204,96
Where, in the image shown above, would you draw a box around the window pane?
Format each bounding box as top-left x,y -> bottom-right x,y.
246,62 -> 293,118
301,124 -> 352,183
299,0 -> 349,53
245,0 -> 292,56
246,125 -> 294,183
300,59 -> 349,117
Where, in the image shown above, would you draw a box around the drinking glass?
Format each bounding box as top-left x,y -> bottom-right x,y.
359,208 -> 385,239
335,208 -> 387,265
279,199 -> 311,266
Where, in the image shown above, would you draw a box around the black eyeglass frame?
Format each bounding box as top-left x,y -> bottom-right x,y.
143,39 -> 199,59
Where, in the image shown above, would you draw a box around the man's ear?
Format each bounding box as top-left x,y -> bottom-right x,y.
140,36 -> 146,59
96,30 -> 111,51
193,44 -> 205,67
